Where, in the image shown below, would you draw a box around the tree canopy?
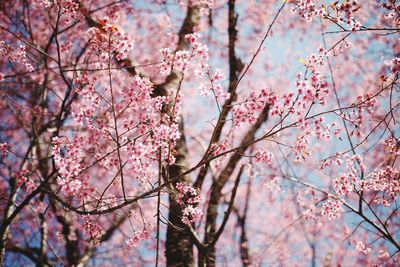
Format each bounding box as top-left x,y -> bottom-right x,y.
0,0 -> 399,266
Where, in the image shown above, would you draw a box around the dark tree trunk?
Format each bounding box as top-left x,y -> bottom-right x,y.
166,198 -> 194,267
165,119 -> 195,267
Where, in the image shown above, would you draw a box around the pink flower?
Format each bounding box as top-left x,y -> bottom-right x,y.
126,229 -> 151,248
182,205 -> 203,225
176,182 -> 200,205
0,143 -> 8,157
356,241 -> 371,255
255,150 -> 273,165
321,197 -> 342,220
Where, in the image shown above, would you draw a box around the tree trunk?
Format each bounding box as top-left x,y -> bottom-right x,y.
166,198 -> 194,267
165,119 -> 195,267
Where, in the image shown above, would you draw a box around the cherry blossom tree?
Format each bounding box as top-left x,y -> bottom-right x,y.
0,0 -> 399,266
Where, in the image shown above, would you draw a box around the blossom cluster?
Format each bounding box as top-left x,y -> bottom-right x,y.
124,75 -> 155,107
270,68 -> 329,122
302,46 -> 328,69
355,241 -> 371,255
15,169 -> 36,194
290,0 -> 363,31
52,136 -> 93,198
158,48 -> 175,75
210,139 -> 231,157
0,143 -> 8,157
334,92 -> 379,138
126,229 -> 151,248
56,0 -> 80,24
333,173 -> 354,196
383,137 -> 400,155
72,74 -> 101,125
292,120 -> 335,161
321,196 -> 342,220
182,206 -> 203,225
39,0 -> 53,8
0,41 -> 34,72
292,131 -> 312,161
186,33 -> 209,62
354,93 -> 378,114
232,89 -> 276,127
153,121 -> 181,165
381,1 -> 400,22
175,182 -> 202,225
363,166 -> 400,200
83,215 -> 102,247
264,175 -> 282,194
329,1 -> 363,31
296,189 -> 319,220
289,0 -> 327,22
333,155 -> 364,196
254,149 -> 273,165
125,143 -> 156,186
195,0 -> 215,17
176,182 -> 201,205
86,20 -> 134,63
199,68 -> 230,101
158,33 -> 209,77
385,57 -> 400,73
299,71 -> 329,103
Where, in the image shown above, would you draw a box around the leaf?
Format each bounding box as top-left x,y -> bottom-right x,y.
330,1 -> 339,9
298,58 -> 307,65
